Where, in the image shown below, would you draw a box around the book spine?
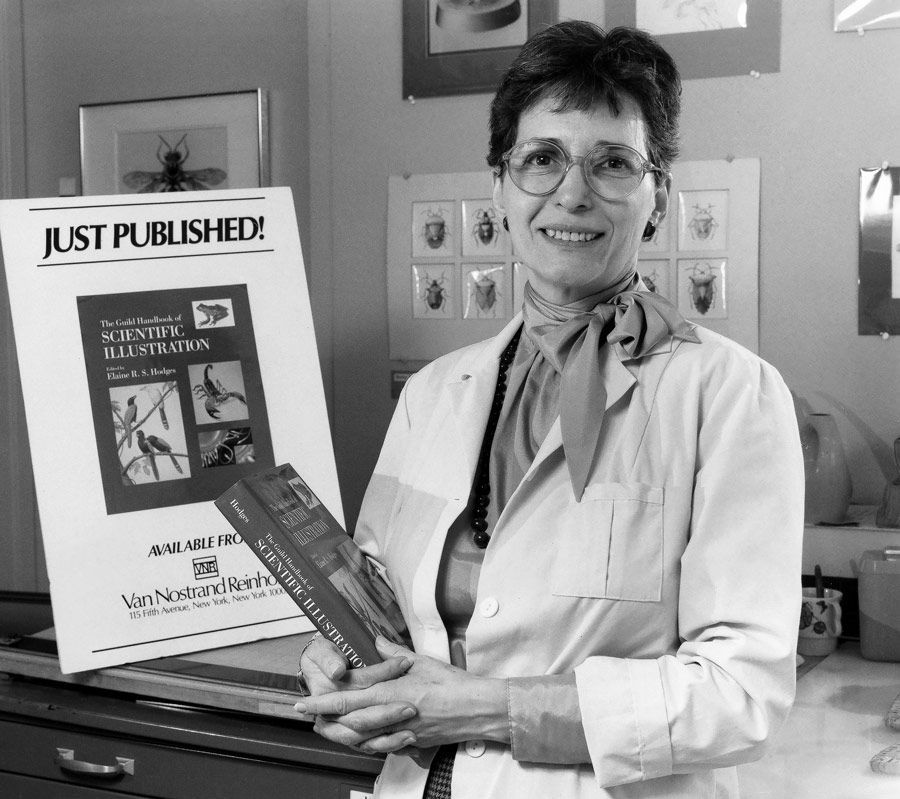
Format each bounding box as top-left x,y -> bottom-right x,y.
215,481 -> 381,667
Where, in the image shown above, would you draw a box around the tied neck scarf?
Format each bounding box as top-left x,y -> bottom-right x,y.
493,273 -> 699,504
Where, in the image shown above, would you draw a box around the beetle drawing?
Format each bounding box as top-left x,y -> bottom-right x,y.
686,262 -> 718,315
421,272 -> 449,313
687,203 -> 719,242
123,134 -> 227,193
471,207 -> 499,247
474,274 -> 498,314
422,208 -> 450,250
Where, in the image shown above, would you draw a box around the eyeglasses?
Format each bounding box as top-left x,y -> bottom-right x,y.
499,139 -> 665,200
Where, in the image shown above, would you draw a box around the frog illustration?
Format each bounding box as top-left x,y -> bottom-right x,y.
195,303 -> 230,327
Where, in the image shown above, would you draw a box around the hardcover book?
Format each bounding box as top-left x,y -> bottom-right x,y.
216,463 -> 411,667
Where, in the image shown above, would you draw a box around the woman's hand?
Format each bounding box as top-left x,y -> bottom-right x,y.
295,636 -> 509,755
297,633 -> 419,754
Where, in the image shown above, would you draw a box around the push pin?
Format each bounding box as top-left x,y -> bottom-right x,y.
749,69 -> 760,78
407,95 -> 416,105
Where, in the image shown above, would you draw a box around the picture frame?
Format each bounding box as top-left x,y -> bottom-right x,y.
605,0 -> 781,80
858,166 -> 900,335
79,89 -> 268,195
402,0 -> 558,97
834,0 -> 900,33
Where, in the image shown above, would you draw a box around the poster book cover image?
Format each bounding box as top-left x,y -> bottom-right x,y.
216,463 -> 411,667
77,284 -> 274,514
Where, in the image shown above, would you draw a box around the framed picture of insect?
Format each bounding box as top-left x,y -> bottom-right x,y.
463,264 -> 511,320
79,89 -> 268,195
638,259 -> 672,299
677,258 -> 728,320
678,190 -> 729,251
412,201 -> 457,257
462,199 -> 510,256
412,264 -> 456,319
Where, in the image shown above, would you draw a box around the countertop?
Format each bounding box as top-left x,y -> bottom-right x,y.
737,644 -> 899,798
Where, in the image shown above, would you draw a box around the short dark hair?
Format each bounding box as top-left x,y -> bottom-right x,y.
487,21 -> 681,181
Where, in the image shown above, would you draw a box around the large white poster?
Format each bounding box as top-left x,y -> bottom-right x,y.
0,188 -> 332,673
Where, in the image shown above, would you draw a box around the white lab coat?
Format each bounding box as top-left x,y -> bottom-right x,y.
354,313 -> 805,798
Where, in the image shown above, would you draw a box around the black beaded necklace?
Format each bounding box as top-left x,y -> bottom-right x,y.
470,328 -> 522,548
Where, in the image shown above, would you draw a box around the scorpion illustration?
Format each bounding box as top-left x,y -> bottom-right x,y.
193,364 -> 247,419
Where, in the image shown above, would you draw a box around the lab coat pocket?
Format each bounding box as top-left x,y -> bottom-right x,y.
551,483 -> 664,602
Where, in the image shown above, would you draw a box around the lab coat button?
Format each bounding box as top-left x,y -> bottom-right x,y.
465,739 -> 486,757
479,597 -> 499,617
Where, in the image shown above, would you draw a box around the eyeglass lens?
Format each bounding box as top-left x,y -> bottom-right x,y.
506,140 -> 652,199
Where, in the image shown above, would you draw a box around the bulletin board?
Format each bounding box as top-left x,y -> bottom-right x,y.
387,171 -> 523,361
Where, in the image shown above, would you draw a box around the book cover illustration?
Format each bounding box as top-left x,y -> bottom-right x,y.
217,463 -> 411,667
78,283 -> 275,515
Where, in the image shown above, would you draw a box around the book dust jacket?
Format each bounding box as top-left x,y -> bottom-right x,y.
0,189 -> 337,672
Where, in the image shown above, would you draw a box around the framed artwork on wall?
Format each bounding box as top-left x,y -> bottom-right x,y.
858,166 -> 900,335
605,0 -> 781,79
79,90 -> 269,195
834,0 -> 900,32
402,0 -> 557,97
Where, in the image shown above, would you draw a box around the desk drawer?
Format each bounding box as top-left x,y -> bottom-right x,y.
0,718 -> 375,798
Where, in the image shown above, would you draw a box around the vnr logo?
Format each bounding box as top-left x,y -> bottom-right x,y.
193,556 -> 219,580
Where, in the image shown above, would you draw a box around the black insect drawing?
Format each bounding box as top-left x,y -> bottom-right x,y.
470,207 -> 499,248
420,271 -> 450,313
686,262 -> 718,315
123,134 -> 227,192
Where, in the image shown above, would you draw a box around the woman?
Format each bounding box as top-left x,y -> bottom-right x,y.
295,21 -> 804,798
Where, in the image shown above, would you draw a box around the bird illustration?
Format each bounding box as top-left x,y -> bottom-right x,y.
123,396 -> 138,448
146,434 -> 183,474
136,430 -> 159,480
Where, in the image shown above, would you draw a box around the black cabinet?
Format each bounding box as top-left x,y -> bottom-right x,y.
0,678 -> 381,798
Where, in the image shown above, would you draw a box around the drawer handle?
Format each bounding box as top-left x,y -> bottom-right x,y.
55,748 -> 135,779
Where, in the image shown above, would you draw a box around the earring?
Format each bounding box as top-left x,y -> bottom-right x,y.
641,219 -> 656,242
502,216 -> 509,232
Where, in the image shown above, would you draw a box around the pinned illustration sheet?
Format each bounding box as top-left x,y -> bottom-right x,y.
0,188 -> 331,672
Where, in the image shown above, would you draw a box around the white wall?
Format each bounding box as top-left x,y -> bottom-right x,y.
312,2 -> 900,526
3,2 -> 899,590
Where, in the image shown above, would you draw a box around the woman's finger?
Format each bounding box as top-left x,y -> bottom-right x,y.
357,730 -> 418,754
343,655 -> 413,689
296,687 -> 374,717
331,702 -> 417,734
302,636 -> 348,682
